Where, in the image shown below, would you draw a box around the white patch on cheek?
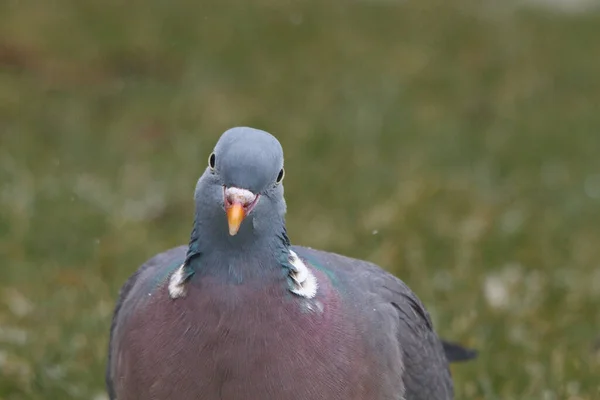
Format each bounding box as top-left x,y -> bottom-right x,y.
288,250 -> 318,299
168,264 -> 188,299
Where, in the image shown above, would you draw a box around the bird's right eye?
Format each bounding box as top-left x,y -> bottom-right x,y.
208,153 -> 216,169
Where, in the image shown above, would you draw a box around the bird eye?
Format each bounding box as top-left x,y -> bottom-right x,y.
276,168 -> 285,184
208,153 -> 216,169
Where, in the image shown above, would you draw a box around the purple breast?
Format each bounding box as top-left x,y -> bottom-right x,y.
115,268 -> 384,400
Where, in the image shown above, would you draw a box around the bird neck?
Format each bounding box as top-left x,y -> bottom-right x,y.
181,211 -> 292,282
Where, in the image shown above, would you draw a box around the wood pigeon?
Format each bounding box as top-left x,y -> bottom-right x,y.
107,127 -> 476,400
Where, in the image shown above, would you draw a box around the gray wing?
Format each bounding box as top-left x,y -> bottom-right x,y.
294,246 -> 453,400
105,245 -> 187,400
376,273 -> 453,399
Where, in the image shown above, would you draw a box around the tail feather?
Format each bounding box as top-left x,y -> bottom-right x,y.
441,340 -> 478,363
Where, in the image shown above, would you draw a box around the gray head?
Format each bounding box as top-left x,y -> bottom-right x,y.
194,127 -> 287,243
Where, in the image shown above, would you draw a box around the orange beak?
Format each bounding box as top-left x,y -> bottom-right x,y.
226,203 -> 246,236
224,186 -> 259,236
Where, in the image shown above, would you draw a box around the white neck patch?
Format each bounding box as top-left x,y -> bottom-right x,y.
168,264 -> 188,299
288,250 -> 318,299
169,251 -> 318,300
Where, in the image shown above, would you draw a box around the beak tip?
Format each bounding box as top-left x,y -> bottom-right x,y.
226,203 -> 245,236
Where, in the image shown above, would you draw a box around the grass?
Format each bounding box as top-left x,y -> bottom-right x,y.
1,0 -> 600,398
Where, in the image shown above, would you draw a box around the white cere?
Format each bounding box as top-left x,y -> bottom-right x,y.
225,187 -> 256,204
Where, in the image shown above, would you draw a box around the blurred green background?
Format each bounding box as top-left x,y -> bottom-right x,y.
1,0 -> 600,398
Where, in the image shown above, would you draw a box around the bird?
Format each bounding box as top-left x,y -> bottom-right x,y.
106,127 -> 475,400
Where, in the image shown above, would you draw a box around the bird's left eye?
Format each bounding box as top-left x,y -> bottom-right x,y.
208,153 -> 216,169
276,168 -> 285,184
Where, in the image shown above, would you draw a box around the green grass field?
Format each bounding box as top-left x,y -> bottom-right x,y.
1,1 -> 600,398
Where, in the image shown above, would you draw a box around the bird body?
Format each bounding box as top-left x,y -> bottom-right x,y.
107,127 -> 470,400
